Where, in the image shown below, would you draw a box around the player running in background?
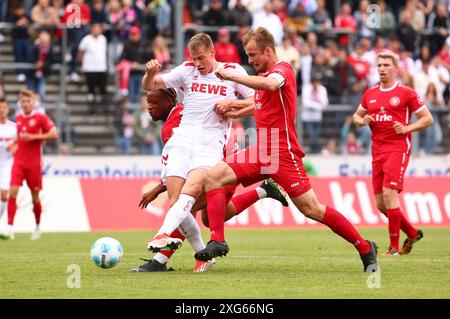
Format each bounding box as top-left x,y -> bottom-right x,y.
130,89 -> 288,272
194,27 -> 378,272
141,33 -> 255,255
0,98 -> 17,233
4,89 -> 58,240
353,51 -> 433,256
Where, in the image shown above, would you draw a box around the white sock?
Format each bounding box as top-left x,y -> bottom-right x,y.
153,253 -> 169,264
158,194 -> 196,235
178,213 -> 205,252
6,224 -> 14,235
35,224 -> 40,232
0,201 -> 6,220
255,187 -> 267,199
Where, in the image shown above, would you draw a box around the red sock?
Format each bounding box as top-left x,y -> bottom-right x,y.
400,213 -> 418,240
230,189 -> 259,215
7,198 -> 17,225
33,202 -> 42,225
160,229 -> 185,259
386,208 -> 402,250
321,206 -> 371,255
206,188 -> 226,242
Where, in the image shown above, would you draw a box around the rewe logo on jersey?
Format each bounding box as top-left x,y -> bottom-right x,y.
191,82 -> 227,96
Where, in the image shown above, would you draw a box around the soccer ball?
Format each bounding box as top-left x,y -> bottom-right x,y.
90,237 -> 123,269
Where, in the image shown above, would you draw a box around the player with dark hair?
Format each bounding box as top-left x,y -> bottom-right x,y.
353,51 -> 433,256
3,89 -> 58,240
130,88 -> 289,272
192,27 -> 378,272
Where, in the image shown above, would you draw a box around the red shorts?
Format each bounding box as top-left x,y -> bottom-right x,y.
10,161 -> 43,190
372,151 -> 410,195
226,146 -> 311,198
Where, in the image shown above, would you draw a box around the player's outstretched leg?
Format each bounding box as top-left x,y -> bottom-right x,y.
194,240 -> 230,262
128,258 -> 174,273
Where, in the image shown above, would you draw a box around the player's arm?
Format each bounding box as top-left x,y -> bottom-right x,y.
214,96 -> 255,115
6,138 -> 18,154
20,128 -> 59,142
142,59 -> 166,91
139,182 -> 167,209
393,106 -> 433,135
224,104 -> 255,118
352,105 -> 374,127
216,68 -> 281,92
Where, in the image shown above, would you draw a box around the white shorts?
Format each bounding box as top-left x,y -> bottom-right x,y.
0,160 -> 13,190
160,127 -> 227,184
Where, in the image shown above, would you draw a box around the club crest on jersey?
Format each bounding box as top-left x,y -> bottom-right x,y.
380,106 -> 386,113
389,96 -> 400,106
29,119 -> 36,127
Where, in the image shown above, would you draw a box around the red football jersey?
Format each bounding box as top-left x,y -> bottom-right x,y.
254,61 -> 305,158
15,111 -> 55,164
161,103 -> 183,145
360,82 -> 425,155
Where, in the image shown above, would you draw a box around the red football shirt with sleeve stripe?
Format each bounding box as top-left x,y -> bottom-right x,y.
359,82 -> 425,155
15,111 -> 56,165
254,61 -> 305,159
161,103 -> 183,145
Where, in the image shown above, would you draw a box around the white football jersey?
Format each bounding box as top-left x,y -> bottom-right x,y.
0,120 -> 17,163
161,62 -> 254,136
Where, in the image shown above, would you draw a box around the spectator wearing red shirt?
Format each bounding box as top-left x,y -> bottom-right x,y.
214,28 -> 241,64
334,2 -> 356,46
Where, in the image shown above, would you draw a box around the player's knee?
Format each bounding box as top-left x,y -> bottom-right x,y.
205,166 -> 226,190
376,203 -> 386,215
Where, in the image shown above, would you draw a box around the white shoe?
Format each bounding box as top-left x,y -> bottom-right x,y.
193,258 -> 216,272
17,74 -> 26,82
31,228 -> 41,241
147,233 -> 183,253
70,72 -> 80,82
0,229 -> 15,240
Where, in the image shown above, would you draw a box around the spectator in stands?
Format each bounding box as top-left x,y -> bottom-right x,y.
285,25 -> 302,52
321,138 -> 337,156
62,0 -> 91,82
214,28 -> 240,63
376,0 -> 396,38
288,0 -> 318,16
31,0 -> 59,27
305,31 -> 320,56
27,31 -> 54,101
397,9 -> 418,54
438,39 -> 450,70
334,2 -> 356,47
228,0 -> 253,26
347,42 -> 371,84
117,26 -> 145,102
329,49 -> 358,104
301,74 -> 329,154
404,0 -> 426,32
277,34 -> 300,77
310,0 -> 332,31
299,42 -> 312,90
232,24 -> 251,66
9,4 -> 31,82
354,0 -> 375,40
114,97 -> 134,155
272,0 -> 287,23
285,1 -> 312,36
0,71 -> 4,98
427,2 -> 449,56
428,55 -> 450,106
78,23 -> 108,112
133,96 -> 162,155
53,0 -> 66,21
203,0 -> 228,40
90,0 -> 108,25
150,35 -> 172,71
420,82 -> 444,154
252,0 -> 284,45
149,0 -> 172,36
340,116 -> 364,155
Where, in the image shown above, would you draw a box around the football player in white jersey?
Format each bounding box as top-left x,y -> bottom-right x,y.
141,33 -> 255,255
0,98 -> 17,238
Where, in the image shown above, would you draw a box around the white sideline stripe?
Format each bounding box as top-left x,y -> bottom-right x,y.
0,177 -> 90,232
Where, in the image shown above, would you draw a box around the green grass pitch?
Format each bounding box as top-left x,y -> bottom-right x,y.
1,228 -> 450,299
